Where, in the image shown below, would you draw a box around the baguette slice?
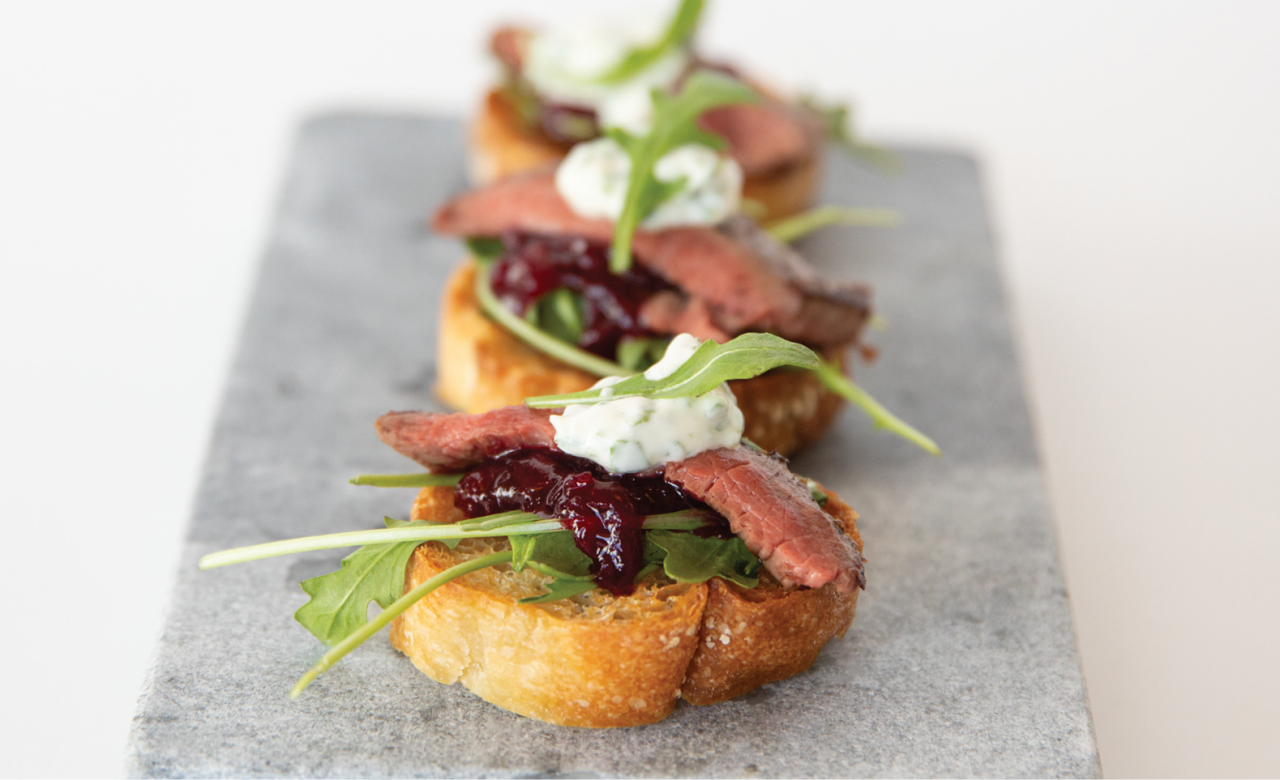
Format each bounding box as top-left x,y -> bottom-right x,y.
469,89 -> 822,222
436,261 -> 849,457
389,483 -> 862,727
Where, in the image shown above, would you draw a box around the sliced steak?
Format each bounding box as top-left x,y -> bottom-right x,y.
433,171 -> 869,347
699,102 -> 820,177
375,407 -> 556,471
489,26 -> 529,75
664,447 -> 865,593
718,214 -> 872,344
638,291 -> 731,343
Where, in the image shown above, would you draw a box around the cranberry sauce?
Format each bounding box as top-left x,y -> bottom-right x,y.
488,231 -> 672,359
454,449 -> 718,596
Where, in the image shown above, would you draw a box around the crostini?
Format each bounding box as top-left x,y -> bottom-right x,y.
201,334 -> 865,727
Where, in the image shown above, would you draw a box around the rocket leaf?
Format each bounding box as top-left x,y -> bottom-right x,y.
294,517 -> 426,647
607,70 -> 758,273
525,332 -> 818,408
766,205 -> 901,243
645,530 -> 761,588
473,259 -> 630,378
510,531 -> 593,578
800,94 -> 903,174
518,579 -> 599,605
591,0 -> 705,85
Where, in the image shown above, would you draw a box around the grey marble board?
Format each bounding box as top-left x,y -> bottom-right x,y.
126,114 -> 1099,778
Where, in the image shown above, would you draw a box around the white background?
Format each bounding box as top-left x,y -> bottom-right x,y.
1,2 -> 1278,776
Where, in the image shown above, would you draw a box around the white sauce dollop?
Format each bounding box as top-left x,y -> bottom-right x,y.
555,137 -> 743,229
597,85 -> 657,135
523,12 -> 689,116
551,336 -> 744,474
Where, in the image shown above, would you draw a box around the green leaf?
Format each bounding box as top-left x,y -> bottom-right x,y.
608,70 -> 759,273
348,473 -> 462,488
510,531 -> 593,578
526,288 -> 586,346
800,95 -> 903,174
518,578 -> 598,604
645,529 -> 761,588
525,332 -> 818,408
292,550 -> 514,699
804,478 -> 829,507
591,0 -> 705,85
511,531 -> 597,604
198,512 -> 708,571
466,236 -> 505,261
294,518 -> 425,647
200,513 -> 554,570
813,358 -> 941,455
766,205 -> 901,243
616,335 -> 671,371
473,259 -> 629,378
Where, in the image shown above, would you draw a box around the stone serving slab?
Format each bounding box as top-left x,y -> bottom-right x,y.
126,114 -> 1099,778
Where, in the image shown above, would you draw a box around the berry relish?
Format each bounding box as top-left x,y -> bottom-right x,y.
454,448 -> 728,596
488,231 -> 671,360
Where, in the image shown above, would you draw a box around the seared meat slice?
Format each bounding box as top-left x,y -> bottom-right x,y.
699,102 -> 820,177
375,407 -> 556,471
664,447 -> 865,593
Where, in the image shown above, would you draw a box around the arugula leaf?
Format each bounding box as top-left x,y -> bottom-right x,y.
348,473 -> 461,488
525,332 -> 818,408
518,579 -> 598,605
646,530 -> 761,588
804,478 -> 830,507
607,70 -> 758,273
526,288 -> 586,346
767,205 -> 901,243
511,532 -> 596,604
201,511 -> 707,571
510,531 -> 593,578
473,259 -> 629,378
292,550 -> 514,699
591,0 -> 705,85
813,359 -> 940,455
466,236 -> 505,261
294,517 -> 425,647
616,335 -> 671,371
800,95 -> 903,174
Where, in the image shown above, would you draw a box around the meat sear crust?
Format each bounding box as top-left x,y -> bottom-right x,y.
375,407 -> 556,472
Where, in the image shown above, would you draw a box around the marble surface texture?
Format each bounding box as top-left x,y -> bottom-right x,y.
126,114 -> 1099,777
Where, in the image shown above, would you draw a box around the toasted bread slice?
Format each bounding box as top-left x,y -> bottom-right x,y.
436,261 -> 849,457
389,484 -> 862,727
469,89 -> 821,222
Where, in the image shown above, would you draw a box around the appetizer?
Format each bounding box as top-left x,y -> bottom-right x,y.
436,70 -> 936,456
474,0 -> 863,221
202,334 -> 865,727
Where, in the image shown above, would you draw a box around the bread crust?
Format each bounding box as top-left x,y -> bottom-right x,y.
389,484 -> 861,727
469,89 -> 821,221
436,261 -> 849,457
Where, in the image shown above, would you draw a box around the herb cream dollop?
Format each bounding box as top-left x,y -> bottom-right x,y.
523,13 -> 689,119
555,138 -> 743,229
550,335 -> 744,474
